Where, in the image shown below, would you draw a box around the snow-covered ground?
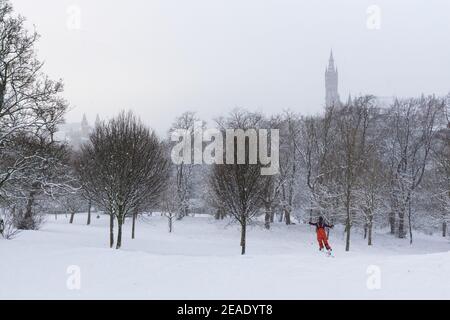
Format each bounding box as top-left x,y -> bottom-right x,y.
1,213 -> 449,300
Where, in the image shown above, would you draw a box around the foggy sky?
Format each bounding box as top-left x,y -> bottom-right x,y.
12,0 -> 450,134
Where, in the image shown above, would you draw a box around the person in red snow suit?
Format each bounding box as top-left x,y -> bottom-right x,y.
309,216 -> 334,251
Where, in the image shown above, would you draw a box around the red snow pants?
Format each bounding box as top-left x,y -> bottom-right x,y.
317,228 -> 331,250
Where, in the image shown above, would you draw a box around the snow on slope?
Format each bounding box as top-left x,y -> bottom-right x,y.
1,214 -> 449,300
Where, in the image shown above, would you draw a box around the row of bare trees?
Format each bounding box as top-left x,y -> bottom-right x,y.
8,95 -> 443,253
199,94 -> 447,253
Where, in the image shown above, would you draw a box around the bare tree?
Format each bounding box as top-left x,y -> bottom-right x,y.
0,0 -> 67,195
169,112 -> 205,220
259,116 -> 283,229
86,199 -> 92,226
388,96 -> 443,242
1,134 -> 77,230
355,148 -> 387,246
429,113 -> 450,237
278,111 -> 302,225
75,111 -> 170,249
335,96 -> 376,251
161,183 -> 178,233
261,174 -> 282,229
210,110 -> 265,255
297,106 -> 337,223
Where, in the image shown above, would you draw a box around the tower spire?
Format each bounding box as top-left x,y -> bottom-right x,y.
328,49 -> 335,71
325,49 -> 340,108
81,114 -> 88,127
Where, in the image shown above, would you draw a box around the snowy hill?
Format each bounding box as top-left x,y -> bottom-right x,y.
1,214 -> 449,299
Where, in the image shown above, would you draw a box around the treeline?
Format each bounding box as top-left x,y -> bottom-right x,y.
168,99 -> 449,253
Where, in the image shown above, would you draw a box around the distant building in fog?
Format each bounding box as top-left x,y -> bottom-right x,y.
324,50 -> 396,109
56,114 -> 93,149
325,50 -> 340,108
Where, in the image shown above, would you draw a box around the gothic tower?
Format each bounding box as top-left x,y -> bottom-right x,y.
325,50 -> 340,108
81,114 -> 90,137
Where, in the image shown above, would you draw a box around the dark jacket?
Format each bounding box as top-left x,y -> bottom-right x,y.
309,221 -> 333,231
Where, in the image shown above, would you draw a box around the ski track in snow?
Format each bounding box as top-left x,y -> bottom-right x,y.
1,214 -> 449,299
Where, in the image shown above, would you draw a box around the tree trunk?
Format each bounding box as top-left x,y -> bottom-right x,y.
278,210 -> 284,222
408,201 -> 413,245
264,204 -> 271,230
168,216 -> 173,233
368,215 -> 373,246
389,211 -> 396,234
177,198 -> 189,220
345,199 -> 351,251
345,219 -> 351,252
398,208 -> 405,238
87,200 -> 92,225
24,190 -> 36,221
240,219 -> 247,255
132,211 -> 136,239
364,223 -> 368,239
215,209 -> 225,220
69,211 -> 75,224
109,212 -> 114,248
284,206 -> 292,225
21,188 -> 37,229
345,187 -> 351,251
116,215 -> 123,249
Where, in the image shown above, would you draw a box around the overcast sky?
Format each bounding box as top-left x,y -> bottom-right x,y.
12,0 -> 450,133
